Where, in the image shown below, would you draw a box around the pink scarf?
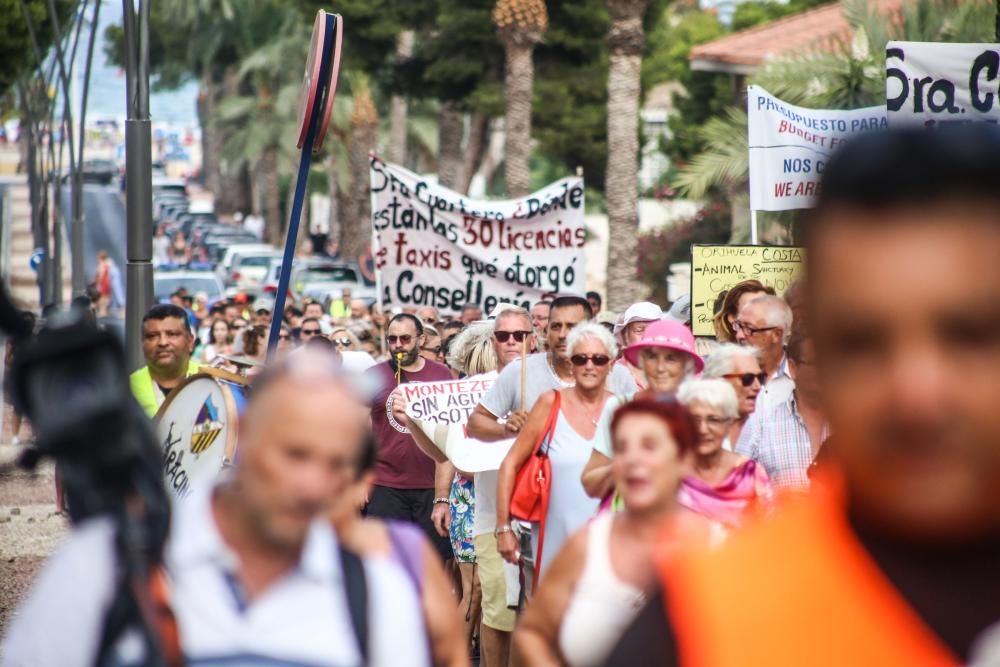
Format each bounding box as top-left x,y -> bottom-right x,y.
677,459 -> 774,528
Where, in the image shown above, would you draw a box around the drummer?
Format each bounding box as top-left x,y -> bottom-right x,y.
130,304 -> 201,417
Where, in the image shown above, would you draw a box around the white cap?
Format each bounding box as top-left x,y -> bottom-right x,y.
614,302 -> 663,333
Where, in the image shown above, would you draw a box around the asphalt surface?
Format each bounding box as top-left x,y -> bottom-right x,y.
60,183 -> 128,281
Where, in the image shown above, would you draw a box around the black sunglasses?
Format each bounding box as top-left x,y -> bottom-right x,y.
278,334 -> 291,341
570,354 -> 611,367
723,372 -> 768,387
421,346 -> 442,355
387,334 -> 414,345
301,328 -> 322,336
494,330 -> 532,343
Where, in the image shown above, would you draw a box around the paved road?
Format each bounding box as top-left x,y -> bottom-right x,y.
60,183 -> 128,281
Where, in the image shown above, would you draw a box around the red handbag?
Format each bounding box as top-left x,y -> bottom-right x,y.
509,391 -> 561,574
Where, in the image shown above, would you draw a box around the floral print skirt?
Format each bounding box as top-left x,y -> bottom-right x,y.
449,474 -> 476,563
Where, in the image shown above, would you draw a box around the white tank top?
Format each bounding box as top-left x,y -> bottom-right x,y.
558,513 -> 646,667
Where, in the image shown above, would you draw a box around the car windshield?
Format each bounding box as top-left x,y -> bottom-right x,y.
298,267 -> 358,283
154,276 -> 221,300
237,255 -> 276,267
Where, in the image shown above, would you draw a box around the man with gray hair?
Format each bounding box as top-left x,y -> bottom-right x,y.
734,294 -> 794,410
702,343 -> 767,449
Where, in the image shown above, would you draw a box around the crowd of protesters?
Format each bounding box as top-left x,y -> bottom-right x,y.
4,125 -> 1000,666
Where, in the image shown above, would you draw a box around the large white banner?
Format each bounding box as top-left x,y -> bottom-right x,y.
887,41 -> 1000,126
747,85 -> 886,211
370,156 -> 586,315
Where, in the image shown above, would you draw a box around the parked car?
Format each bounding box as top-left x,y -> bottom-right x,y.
288,260 -> 368,303
153,270 -> 224,304
225,249 -> 283,296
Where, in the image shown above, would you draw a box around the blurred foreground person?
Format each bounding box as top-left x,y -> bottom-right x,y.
516,397 -> 697,667
604,126 -> 1000,665
3,350 -> 423,666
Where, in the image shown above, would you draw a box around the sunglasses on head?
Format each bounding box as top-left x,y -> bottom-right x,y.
332,338 -> 353,346
723,372 -> 768,387
494,330 -> 531,343
570,354 -> 611,367
387,334 -> 414,345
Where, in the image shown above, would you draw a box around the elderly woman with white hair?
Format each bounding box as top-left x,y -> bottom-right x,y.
701,343 -> 767,447
677,378 -> 774,529
495,322 -> 617,577
581,319 -> 704,499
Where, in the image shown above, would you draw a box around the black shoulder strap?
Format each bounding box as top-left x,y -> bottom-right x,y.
338,545 -> 369,666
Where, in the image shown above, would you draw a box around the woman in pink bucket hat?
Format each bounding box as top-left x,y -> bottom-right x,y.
581,318 -> 704,500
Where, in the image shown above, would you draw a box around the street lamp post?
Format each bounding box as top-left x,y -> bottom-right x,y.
122,0 -> 153,371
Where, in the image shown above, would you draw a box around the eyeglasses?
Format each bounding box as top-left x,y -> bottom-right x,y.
494,330 -> 532,343
421,346 -> 442,355
332,338 -> 353,347
722,372 -> 767,387
387,334 -> 414,345
733,321 -> 778,336
301,328 -> 322,336
691,415 -> 733,428
570,354 -> 611,367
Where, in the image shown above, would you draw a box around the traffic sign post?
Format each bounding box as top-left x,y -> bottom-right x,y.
266,11 -> 344,358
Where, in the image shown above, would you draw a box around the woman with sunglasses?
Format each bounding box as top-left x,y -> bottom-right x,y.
581,319 -> 703,500
676,378 -> 773,532
328,326 -> 361,352
701,343 -> 766,448
514,396 -> 697,667
496,323 -> 616,577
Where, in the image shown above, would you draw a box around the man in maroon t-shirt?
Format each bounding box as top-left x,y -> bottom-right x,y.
364,312 -> 454,559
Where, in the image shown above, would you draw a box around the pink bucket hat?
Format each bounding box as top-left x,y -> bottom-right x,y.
623,319 -> 704,373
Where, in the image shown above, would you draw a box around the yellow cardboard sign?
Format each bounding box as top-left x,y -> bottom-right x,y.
690,245 -> 805,336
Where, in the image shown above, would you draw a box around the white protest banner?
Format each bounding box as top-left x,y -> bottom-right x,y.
370,156 -> 586,316
747,85 -> 886,211
887,41 -> 1000,126
402,375 -> 514,472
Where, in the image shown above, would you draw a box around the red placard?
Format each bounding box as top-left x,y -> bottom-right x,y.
314,14 -> 343,152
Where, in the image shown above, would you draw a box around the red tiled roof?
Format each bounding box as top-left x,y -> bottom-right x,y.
690,0 -> 901,70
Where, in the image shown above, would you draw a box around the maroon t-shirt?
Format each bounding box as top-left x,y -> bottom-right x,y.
365,359 -> 453,489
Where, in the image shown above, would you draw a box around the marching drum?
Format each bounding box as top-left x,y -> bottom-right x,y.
155,369 -> 248,500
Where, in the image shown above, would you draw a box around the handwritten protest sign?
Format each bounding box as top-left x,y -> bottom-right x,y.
887,42 -> 1000,126
748,85 -> 885,211
402,375 -> 515,472
370,156 -> 586,316
690,244 -> 806,336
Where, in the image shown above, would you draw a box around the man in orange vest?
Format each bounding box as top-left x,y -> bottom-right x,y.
604,126 -> 1000,666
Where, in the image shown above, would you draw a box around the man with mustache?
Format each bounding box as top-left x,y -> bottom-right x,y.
130,304 -> 200,417
363,312 -> 453,560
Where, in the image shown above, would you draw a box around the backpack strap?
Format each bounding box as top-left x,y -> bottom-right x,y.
338,545 -> 369,666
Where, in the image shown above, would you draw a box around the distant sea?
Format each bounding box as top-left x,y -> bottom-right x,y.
80,0 -> 199,127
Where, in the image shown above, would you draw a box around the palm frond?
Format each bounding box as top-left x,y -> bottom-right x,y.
674,108 -> 749,199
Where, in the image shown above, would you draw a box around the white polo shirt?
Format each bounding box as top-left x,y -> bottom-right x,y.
1,488 -> 428,667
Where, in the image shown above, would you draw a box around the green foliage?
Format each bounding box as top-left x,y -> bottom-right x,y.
636,200 -> 732,303
643,9 -> 724,90
0,0 -> 75,98
732,0 -> 832,31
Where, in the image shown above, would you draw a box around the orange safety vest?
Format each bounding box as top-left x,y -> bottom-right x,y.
658,478 -> 959,667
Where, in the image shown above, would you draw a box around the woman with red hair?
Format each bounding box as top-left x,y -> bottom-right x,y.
513,396 -> 699,667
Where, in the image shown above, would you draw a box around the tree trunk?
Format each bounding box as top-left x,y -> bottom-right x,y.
501,42 -> 536,197
604,0 -> 649,311
326,153 -> 341,247
259,145 -> 282,245
198,67 -> 222,195
437,103 -> 465,190
388,30 -> 414,166
460,112 -> 491,195
215,66 -> 252,215
342,88 -> 378,261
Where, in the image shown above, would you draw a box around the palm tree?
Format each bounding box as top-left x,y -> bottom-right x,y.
388,30 -> 414,166
675,0 -> 994,241
493,0 -> 548,197
342,75 -> 379,262
604,0 -> 649,310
